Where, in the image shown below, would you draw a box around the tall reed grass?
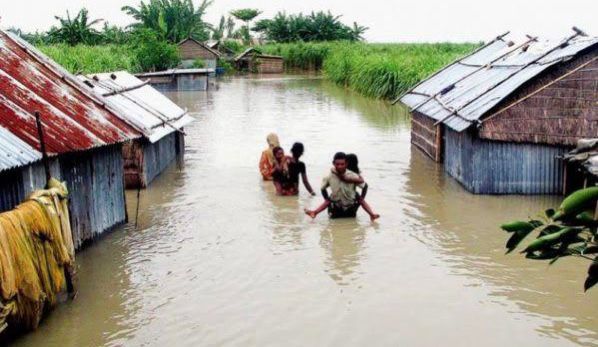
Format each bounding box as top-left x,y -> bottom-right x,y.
38,44 -> 141,74
261,41 -> 480,99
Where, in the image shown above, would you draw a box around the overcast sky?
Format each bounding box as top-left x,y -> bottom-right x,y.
1,0 -> 596,42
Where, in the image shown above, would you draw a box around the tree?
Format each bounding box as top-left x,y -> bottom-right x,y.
122,0 -> 213,43
48,8 -> 103,45
212,15 -> 226,40
501,187 -> 598,291
252,11 -> 368,43
230,8 -> 262,44
132,29 -> 180,71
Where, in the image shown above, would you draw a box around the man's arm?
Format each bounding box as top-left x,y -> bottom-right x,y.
321,187 -> 331,201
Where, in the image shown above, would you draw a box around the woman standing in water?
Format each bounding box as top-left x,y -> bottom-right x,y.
259,133 -> 280,180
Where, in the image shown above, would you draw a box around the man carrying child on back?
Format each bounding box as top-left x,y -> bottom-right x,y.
304,152 -> 367,219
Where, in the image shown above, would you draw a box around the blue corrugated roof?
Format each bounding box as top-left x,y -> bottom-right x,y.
0,126 -> 41,172
400,31 -> 598,132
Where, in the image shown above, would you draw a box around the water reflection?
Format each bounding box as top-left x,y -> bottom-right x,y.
405,147 -> 597,345
319,220 -> 368,286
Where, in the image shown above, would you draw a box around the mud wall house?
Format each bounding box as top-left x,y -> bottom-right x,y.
79,71 -> 193,188
0,30 -> 142,249
177,38 -> 221,69
400,30 -> 598,195
234,48 -> 284,74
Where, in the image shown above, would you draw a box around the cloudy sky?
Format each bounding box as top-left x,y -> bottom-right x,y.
1,0 -> 596,42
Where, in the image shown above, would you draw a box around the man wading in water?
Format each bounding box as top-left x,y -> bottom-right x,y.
304,152 -> 379,220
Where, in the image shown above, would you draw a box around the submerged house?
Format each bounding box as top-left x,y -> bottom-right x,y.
80,71 -> 194,188
206,40 -> 236,58
0,30 -> 141,248
400,29 -> 598,195
136,68 -> 213,92
235,48 -> 284,74
177,37 -> 221,69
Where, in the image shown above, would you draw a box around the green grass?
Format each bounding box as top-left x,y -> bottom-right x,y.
38,44 -> 141,74
261,41 -> 480,99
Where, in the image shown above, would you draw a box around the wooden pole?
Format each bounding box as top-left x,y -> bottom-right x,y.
34,111 -> 51,186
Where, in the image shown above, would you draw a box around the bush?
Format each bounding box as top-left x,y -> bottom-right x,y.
192,58 -> 206,68
132,29 -> 180,72
38,44 -> 139,74
217,58 -> 234,73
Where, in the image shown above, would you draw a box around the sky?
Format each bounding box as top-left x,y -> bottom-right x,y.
1,0 -> 597,42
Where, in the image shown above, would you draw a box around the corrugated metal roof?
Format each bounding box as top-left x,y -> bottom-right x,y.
135,68 -> 214,78
0,30 -> 141,158
234,47 -> 283,62
0,125 -> 42,172
400,31 -> 598,132
80,71 -> 194,143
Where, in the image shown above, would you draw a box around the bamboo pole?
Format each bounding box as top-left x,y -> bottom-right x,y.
409,36 -> 538,113
434,29 -> 583,127
34,111 -> 51,186
391,31 -> 510,105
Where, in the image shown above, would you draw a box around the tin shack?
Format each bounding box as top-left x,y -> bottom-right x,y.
0,30 -> 141,248
235,48 -> 284,74
136,68 -> 213,92
80,71 -> 194,188
400,29 -> 597,195
177,37 -> 221,69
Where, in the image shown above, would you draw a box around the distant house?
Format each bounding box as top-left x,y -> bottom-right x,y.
136,68 -> 213,92
80,71 -> 194,189
0,30 -> 141,248
235,48 -> 284,74
206,40 -> 236,58
399,29 -> 597,195
177,37 -> 221,69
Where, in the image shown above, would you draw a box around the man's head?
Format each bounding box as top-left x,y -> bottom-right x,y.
332,152 -> 347,174
273,146 -> 284,161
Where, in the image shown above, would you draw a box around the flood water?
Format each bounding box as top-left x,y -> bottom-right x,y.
13,75 -> 598,346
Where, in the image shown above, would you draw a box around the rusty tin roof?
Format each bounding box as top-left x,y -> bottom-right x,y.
0,30 -> 141,158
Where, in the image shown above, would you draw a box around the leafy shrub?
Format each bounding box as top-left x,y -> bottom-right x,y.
132,29 -> 180,72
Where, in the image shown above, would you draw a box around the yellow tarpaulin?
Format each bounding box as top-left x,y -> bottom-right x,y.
0,178 -> 75,333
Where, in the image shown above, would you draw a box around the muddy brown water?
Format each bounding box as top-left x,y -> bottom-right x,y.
13,76 -> 597,346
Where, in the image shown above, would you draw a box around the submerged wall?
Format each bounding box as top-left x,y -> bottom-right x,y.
444,128 -> 567,194
0,145 -> 127,249
142,132 -> 182,186
147,74 -> 209,92
123,132 -> 184,189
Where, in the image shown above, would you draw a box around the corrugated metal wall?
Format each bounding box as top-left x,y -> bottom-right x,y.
444,128 -> 567,194
61,145 -> 126,248
142,132 -> 180,186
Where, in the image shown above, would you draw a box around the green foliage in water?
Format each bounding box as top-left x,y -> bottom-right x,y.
501,187 -> 598,291
38,44 -> 140,74
260,41 -> 479,99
